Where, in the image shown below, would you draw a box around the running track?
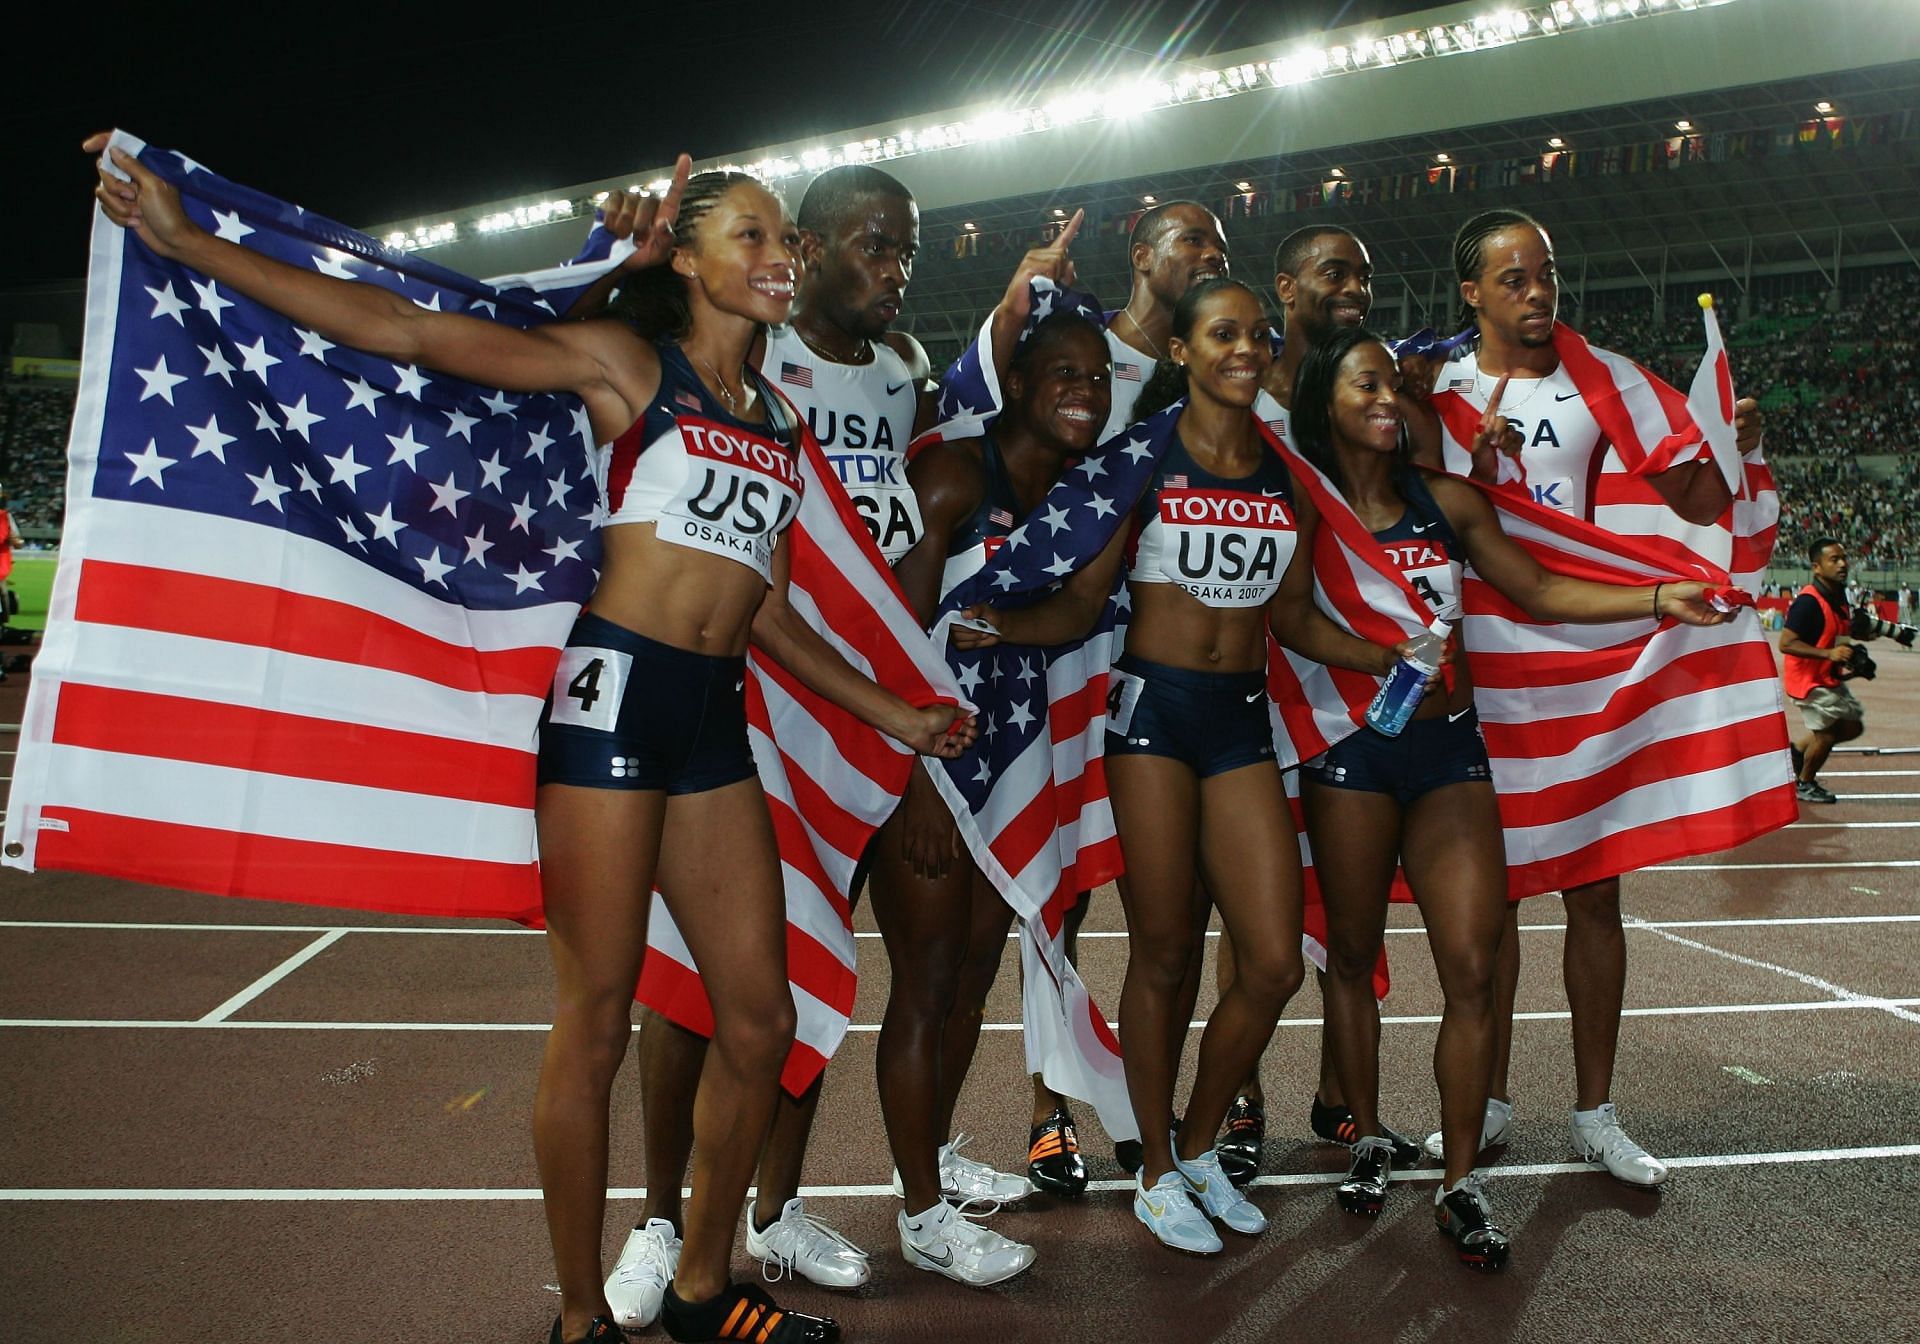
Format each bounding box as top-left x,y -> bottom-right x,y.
3,650 -> 1917,1343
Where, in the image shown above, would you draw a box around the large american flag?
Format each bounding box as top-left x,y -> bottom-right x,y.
1428,318 -> 1795,896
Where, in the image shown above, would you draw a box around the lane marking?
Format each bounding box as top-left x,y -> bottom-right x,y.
1818,770 -> 1920,777
1788,821 -> 1920,829
1646,860 -> 1920,871
197,930 -> 348,1024
1806,794 -> 1920,801
6,997 -> 1917,1034
1624,916 -> 1920,1027
8,1144 -> 1920,1201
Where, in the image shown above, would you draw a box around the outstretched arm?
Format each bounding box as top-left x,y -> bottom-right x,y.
87,135 -> 687,418
751,534 -> 976,757
982,211 -> 1083,387
1433,475 -> 1728,626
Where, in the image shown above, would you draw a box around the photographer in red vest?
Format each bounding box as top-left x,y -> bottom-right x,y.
1780,537 -> 1864,804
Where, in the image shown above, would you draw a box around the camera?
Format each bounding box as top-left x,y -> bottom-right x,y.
1838,645 -> 1878,682
1850,608 -> 1918,648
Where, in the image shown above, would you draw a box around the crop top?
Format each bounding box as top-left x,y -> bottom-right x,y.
599,344 -> 803,582
1373,468 -> 1463,618
1126,430 -> 1298,608
939,435 -> 1024,600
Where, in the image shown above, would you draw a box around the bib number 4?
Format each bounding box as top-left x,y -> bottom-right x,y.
549,646 -> 632,732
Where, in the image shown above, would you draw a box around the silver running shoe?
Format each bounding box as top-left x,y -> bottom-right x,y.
1133,1170 -> 1223,1255
1174,1148 -> 1266,1234
744,1196 -> 871,1289
898,1199 -> 1036,1286
1423,1097 -> 1514,1163
1571,1103 -> 1669,1187
892,1132 -> 1032,1208
603,1217 -> 680,1329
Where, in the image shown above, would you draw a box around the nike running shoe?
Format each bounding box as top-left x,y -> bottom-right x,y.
1215,1094 -> 1265,1187
1133,1170 -> 1222,1255
603,1218 -> 680,1330
1422,1097 -> 1515,1163
1174,1148 -> 1266,1235
1336,1136 -> 1394,1217
1571,1103 -> 1668,1188
897,1200 -> 1036,1286
1311,1096 -> 1422,1167
744,1197 -> 870,1289
1026,1107 -> 1088,1197
892,1133 -> 1032,1208
1796,779 -> 1838,804
1434,1173 -> 1512,1272
549,1318 -> 626,1344
659,1282 -> 838,1344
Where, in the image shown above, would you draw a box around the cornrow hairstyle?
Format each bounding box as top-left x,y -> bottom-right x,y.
1128,276 -> 1261,425
1273,224 -> 1359,282
1290,325 -> 1409,497
1452,208 -> 1547,332
796,164 -> 912,235
1808,535 -> 1842,564
608,170 -> 770,343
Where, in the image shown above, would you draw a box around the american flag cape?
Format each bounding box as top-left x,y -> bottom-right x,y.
1427,319 -> 1794,897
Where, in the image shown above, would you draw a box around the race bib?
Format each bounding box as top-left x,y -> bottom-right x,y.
1155,488 -> 1298,607
827,449 -> 924,563
1105,668 -> 1146,735
548,645 -> 633,732
1380,537 -> 1460,615
658,416 -> 803,578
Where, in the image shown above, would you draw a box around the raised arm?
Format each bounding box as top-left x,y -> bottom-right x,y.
87,135 -> 687,422
1432,474 -> 1727,626
982,211 -> 1084,387
1267,485 -> 1403,675
751,533 -> 975,758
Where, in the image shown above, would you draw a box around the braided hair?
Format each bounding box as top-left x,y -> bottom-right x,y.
1451,208 -> 1547,332
1128,276 -> 1264,425
608,170 -> 771,343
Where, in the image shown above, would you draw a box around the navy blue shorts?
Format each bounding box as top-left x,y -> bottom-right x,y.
1103,653 -> 1277,779
536,614 -> 756,795
1301,706 -> 1492,806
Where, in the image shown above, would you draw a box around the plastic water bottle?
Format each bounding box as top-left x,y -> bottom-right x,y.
1365,621 -> 1451,738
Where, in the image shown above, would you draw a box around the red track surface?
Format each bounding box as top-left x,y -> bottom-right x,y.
3,650 -> 1917,1343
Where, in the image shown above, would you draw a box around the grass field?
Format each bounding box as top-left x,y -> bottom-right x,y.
8,552 -> 56,632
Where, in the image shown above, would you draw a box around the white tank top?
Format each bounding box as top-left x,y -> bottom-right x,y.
1103,325 -> 1154,440
1127,432 -> 1299,608
763,326 -> 922,563
1438,352 -> 1601,518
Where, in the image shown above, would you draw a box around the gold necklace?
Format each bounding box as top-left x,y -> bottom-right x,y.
693,349 -> 756,415
794,322 -> 871,366
1120,307 -> 1167,362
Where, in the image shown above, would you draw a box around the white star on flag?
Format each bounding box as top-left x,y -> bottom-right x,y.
135,356 -> 188,405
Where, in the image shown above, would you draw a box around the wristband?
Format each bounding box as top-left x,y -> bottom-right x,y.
1652,583 -> 1663,618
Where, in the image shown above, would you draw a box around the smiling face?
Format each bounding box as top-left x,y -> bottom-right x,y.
1170,284 -> 1273,410
1462,224 -> 1558,350
1278,231 -> 1373,343
674,181 -> 801,326
1006,322 -> 1112,453
1136,204 -> 1230,308
801,190 -> 919,341
1328,340 -> 1404,454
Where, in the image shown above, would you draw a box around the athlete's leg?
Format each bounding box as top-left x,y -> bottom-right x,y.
1400,782 -> 1507,1188
1175,762 -> 1306,1165
634,1009 -> 704,1232
1108,753 -> 1202,1184
1562,876 -> 1624,1111
654,777 -> 799,1303
534,783 -> 668,1341
1489,901 -> 1520,1103
1211,933 -> 1269,1107
1299,780 -> 1401,1142
934,872 -> 1020,1140
751,1078 -> 824,1217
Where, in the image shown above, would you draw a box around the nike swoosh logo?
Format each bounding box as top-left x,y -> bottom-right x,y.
1448,707 -> 1473,722
1245,690 -> 1263,704
1410,521 -> 1432,533
1553,391 -> 1581,402
886,381 -> 911,397
916,1245 -> 954,1268
1189,1177 -> 1210,1194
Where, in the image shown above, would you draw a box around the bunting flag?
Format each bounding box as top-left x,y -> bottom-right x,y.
1427,321 -> 1794,896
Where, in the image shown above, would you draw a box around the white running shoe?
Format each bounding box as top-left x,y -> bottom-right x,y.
898,1199 -> 1036,1286
892,1133 -> 1033,1208
603,1217 -> 680,1329
1571,1103 -> 1669,1187
744,1196 -> 871,1289
1423,1097 -> 1514,1162
1133,1170 -> 1223,1255
1174,1148 -> 1266,1235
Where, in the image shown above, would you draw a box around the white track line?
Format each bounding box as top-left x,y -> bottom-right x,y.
1624,916 -> 1920,1027
196,931 -> 347,1024
7,997 -> 1917,1034
1646,860 -> 1920,871
1819,770 -> 1920,777
7,1144 -> 1917,1201
1788,821 -> 1920,829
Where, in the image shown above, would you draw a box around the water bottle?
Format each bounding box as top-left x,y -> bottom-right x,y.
1364,620 -> 1451,738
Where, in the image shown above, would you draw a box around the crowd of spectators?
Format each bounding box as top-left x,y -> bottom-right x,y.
0,377 -> 73,534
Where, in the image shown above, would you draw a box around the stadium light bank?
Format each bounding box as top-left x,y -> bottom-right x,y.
381,0 -> 1745,254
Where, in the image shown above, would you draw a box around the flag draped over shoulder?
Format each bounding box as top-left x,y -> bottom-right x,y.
1428,317 -> 1792,896
2,131 -> 621,914
636,435 -> 970,1096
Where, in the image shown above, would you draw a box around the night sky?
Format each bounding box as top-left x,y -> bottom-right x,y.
7,1 -> 1436,286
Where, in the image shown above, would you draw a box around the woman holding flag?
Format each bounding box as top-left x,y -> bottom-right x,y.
1288,325 -> 1729,1267
954,278 -> 1416,1256
89,139 -> 973,1344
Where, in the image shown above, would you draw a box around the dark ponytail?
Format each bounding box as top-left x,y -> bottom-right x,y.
607,170 -> 767,343
1451,208 -> 1546,332
1126,276 -> 1263,425
1289,325 -> 1410,498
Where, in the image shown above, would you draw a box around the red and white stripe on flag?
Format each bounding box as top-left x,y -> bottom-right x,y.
635,427 -> 970,1096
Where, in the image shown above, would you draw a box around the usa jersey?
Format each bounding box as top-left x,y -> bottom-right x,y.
1103,326 -> 1154,440
764,326 -> 922,563
1437,351 -> 1602,518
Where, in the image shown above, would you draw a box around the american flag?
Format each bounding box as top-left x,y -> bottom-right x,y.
1428,318 -> 1794,896
779,360 -> 813,389
2,131 -> 617,914
1114,362 -> 1143,382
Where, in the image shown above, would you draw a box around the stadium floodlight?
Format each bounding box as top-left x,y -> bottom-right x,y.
1331,166 -> 1347,177
1548,136 -> 1566,147
1436,152 -> 1453,162
375,0 -> 1753,252
1815,100 -> 1835,113
1675,118 -> 1693,130
1235,179 -> 1254,190
1141,194 -> 1158,204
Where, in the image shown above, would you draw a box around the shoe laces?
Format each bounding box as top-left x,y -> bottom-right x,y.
757,1205 -> 867,1283
611,1227 -> 674,1289
1582,1104 -> 1654,1162
941,1133 -> 1021,1202
1450,1171 -> 1493,1216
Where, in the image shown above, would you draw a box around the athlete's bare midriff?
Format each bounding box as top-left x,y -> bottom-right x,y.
1121,582 -> 1271,674
589,522 -> 773,657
